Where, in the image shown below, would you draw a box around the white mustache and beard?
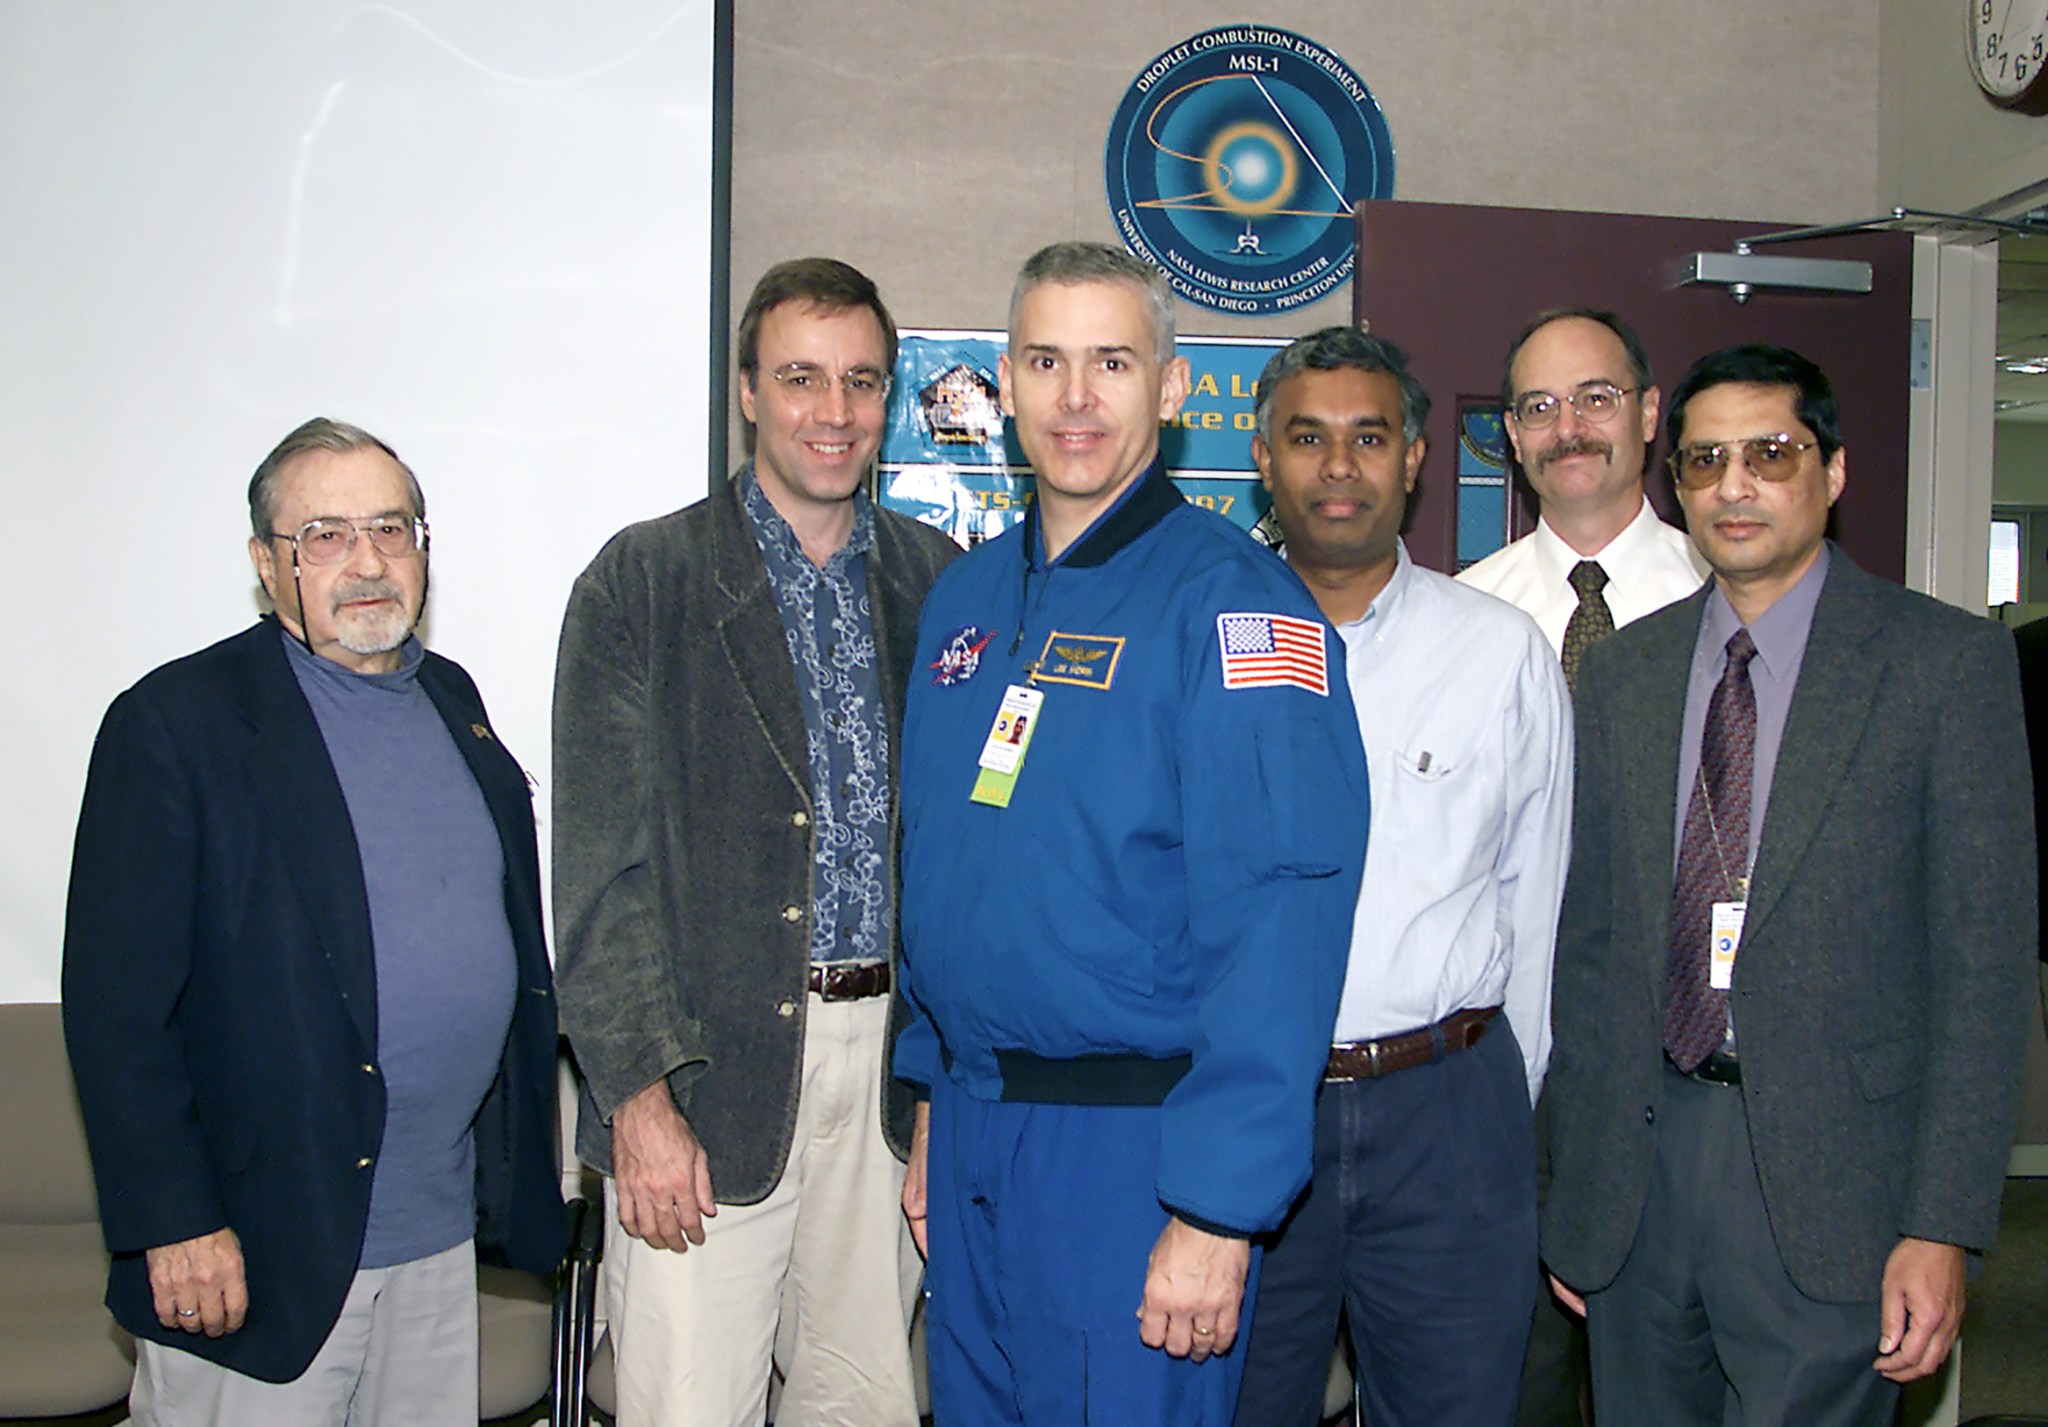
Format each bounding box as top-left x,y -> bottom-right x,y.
328,575 -> 419,656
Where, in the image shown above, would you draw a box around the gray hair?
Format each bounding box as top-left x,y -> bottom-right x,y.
1254,327 -> 1432,445
1007,242 -> 1177,365
247,418 -> 424,541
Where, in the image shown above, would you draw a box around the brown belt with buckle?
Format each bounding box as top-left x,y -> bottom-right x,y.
808,961 -> 891,1001
1325,1006 -> 1500,1081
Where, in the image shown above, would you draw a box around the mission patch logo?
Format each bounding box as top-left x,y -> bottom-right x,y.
1105,26 -> 1394,317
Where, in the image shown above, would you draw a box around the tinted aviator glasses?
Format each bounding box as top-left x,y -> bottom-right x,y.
270,514 -> 429,566
1508,383 -> 1638,428
1666,436 -> 1817,489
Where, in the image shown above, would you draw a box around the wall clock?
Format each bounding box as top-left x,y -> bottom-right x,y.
1970,1 -> 2048,113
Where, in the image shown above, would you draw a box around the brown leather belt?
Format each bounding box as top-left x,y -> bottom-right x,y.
808,961 -> 891,1001
1325,1006 -> 1499,1081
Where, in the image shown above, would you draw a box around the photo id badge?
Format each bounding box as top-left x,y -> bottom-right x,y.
970,685 -> 1044,808
1709,901 -> 1746,990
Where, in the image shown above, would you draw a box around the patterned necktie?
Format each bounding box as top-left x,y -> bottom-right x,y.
1663,629 -> 1758,1071
1559,561 -> 1615,692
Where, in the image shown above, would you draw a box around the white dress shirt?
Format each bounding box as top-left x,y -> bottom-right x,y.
1454,497 -> 1708,654
1330,544 -> 1574,1102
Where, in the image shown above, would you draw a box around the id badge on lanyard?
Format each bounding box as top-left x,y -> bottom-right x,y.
969,684 -> 1044,808
1709,898 -> 1745,990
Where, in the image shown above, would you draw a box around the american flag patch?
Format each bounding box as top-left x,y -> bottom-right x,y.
1216,612 -> 1329,696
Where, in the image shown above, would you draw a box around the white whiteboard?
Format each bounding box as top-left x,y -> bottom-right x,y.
1,2 -> 724,1001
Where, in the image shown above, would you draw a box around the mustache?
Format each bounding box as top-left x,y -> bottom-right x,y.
1536,437 -> 1612,471
330,577 -> 404,614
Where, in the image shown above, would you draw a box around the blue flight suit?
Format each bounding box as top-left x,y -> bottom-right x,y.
895,462 -> 1370,1426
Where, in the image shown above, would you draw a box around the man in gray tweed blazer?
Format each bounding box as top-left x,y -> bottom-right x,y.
1542,343 -> 2034,1427
552,258 -> 956,1427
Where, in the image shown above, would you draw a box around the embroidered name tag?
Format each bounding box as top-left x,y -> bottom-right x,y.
1034,631 -> 1124,690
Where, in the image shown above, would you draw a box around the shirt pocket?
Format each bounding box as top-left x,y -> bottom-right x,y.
1373,741 -> 1504,884
1394,744 -> 1454,783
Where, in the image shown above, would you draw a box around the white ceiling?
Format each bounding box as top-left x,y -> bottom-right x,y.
1998,233 -> 2048,422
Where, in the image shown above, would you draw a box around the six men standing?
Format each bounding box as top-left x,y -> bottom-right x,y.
59,254 -> 2036,1427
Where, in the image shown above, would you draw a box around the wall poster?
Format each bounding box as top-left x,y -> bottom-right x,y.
880,328 -> 1287,548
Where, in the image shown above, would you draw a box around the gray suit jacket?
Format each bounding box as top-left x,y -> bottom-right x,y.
552,476 -> 957,1203
1542,548 -> 2035,1302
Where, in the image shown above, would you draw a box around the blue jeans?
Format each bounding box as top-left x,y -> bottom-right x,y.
1234,1020 -> 1537,1427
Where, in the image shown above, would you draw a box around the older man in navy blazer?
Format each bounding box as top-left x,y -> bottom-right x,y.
63,419 -> 565,1425
1542,345 -> 2034,1427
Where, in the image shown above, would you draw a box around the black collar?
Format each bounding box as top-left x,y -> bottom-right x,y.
1021,457 -> 1182,571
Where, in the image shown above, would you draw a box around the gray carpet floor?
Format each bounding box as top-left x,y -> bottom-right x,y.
1957,1175 -> 2048,1421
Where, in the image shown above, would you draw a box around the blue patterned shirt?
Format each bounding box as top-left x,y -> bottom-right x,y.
740,465 -> 890,964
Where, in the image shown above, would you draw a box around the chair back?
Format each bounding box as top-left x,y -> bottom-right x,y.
0,1002 -> 101,1223
0,999 -> 134,1417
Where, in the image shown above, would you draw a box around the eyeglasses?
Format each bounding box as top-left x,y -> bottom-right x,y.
766,362 -> 892,408
270,514 -> 429,567
1508,383 -> 1639,428
1666,435 -> 1818,489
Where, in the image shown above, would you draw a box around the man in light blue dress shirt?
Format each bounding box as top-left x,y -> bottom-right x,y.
1232,328 -> 1573,1427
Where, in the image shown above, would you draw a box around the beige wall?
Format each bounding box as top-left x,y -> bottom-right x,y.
1880,0 -> 2048,215
724,4 -> 2048,1147
730,0 -> 1882,354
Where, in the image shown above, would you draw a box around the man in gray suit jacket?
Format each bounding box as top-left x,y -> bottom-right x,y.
552,259 -> 957,1427
1542,344 -> 2034,1427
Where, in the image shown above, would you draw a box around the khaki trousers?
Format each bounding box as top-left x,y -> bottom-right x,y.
131,1238 -> 477,1427
604,993 -> 919,1427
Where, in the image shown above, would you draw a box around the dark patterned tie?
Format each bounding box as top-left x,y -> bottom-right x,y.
1559,561 -> 1615,692
1663,629 -> 1758,1071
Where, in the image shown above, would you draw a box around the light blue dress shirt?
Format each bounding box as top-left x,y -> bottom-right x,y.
1330,542 -> 1574,1102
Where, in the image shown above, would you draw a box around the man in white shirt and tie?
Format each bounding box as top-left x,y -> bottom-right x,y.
1458,309 -> 1707,1425
1458,308 -> 1707,690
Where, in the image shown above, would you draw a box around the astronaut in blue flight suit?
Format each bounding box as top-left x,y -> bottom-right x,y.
894,241 -> 1371,1427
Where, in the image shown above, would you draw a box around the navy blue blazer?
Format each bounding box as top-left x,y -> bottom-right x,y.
62,620 -> 566,1382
